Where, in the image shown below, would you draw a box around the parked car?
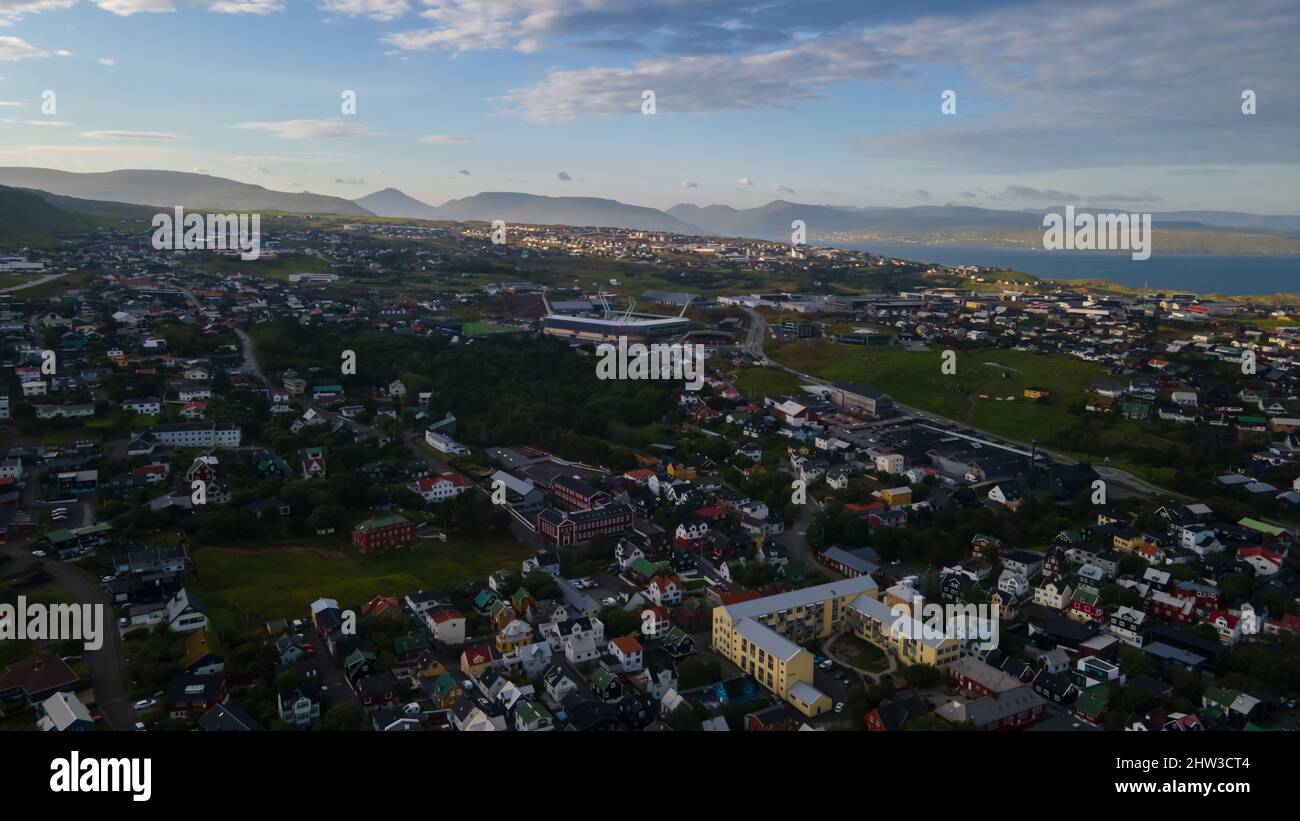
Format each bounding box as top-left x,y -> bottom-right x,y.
834,702 -> 845,713
30,550 -> 46,558
133,698 -> 156,711
100,575 -> 116,583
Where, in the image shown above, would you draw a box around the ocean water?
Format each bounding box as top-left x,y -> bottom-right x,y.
836,242 -> 1300,296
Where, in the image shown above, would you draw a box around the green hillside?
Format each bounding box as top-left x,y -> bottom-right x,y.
0,186 -> 101,247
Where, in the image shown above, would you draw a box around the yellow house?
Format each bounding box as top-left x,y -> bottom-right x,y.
666,461 -> 697,480
496,619 -> 534,653
712,576 -> 880,716
1112,532 -> 1143,553
881,486 -> 913,508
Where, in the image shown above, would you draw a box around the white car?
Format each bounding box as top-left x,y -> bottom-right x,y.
31,550 -> 46,558
133,698 -> 156,711
834,702 -> 845,713
101,575 -> 117,583
600,597 -> 617,607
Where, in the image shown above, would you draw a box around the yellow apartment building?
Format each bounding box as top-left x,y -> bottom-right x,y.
846,594 -> 962,667
712,576 -> 880,716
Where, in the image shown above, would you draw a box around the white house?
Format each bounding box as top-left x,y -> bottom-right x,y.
609,635 -> 644,673
409,474 -> 469,503
875,453 -> 905,475
997,569 -> 1030,598
1033,580 -> 1074,610
167,588 -> 209,633
646,574 -> 682,606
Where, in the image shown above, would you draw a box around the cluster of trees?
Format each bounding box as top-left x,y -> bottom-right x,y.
250,321 -> 674,471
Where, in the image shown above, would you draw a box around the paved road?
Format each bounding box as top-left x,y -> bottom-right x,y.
234,326 -> 274,391
0,273 -> 64,293
775,498 -> 837,580
1,496 -> 137,729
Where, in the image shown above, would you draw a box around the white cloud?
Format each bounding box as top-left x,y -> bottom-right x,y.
419,133 -> 473,144
489,0 -> 1298,174
98,57 -> 115,66
0,35 -> 71,60
737,176 -> 753,186
81,130 -> 181,140
772,184 -> 794,194
233,119 -> 367,139
0,0 -> 73,27
92,0 -> 176,13
207,0 -> 283,14
320,0 -> 408,21
679,180 -> 699,188
91,0 -> 282,14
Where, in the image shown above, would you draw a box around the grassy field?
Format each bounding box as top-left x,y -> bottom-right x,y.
192,253 -> 332,281
769,340 -> 1108,442
14,270 -> 95,298
462,320 -> 523,337
732,366 -> 801,400
192,536 -> 533,631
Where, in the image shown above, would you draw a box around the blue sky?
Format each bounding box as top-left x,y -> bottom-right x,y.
1,0 -> 1297,213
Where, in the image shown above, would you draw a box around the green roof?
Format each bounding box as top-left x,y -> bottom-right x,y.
1238,518 -> 1285,536
513,699 -> 551,724
431,672 -> 459,698
1074,685 -> 1110,719
394,634 -> 426,654
629,557 -> 659,578
1202,685 -> 1241,707
354,514 -> 410,533
344,649 -> 377,667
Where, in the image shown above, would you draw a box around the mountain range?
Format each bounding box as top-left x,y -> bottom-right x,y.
356,188 -> 697,232
0,168 -> 372,217
2,167 -> 1299,252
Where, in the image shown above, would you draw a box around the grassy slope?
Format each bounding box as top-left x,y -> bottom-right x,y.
0,187 -> 99,247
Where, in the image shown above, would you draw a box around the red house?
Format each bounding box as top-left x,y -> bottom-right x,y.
351,515 -> 417,553
1069,592 -> 1105,623
536,503 -> 632,546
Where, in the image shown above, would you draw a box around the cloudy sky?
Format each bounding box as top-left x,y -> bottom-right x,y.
0,0 -> 1297,212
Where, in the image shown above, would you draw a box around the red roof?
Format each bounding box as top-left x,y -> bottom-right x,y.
611,635 -> 643,655
650,574 -> 681,592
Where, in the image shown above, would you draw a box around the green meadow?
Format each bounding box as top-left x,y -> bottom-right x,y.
769,339 -> 1108,442
192,536 -> 533,631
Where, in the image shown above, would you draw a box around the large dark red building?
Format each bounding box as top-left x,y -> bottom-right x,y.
351,515 -> 417,553
537,503 -> 632,546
